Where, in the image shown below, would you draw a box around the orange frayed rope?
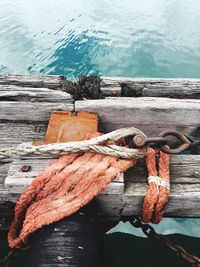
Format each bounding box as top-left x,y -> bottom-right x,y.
8,135 -> 170,249
142,147 -> 170,224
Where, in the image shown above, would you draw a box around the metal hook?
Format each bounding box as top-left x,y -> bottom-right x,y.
159,130 -> 191,154
132,130 -> 191,154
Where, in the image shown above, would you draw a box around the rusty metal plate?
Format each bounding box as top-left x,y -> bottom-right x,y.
33,111 -> 98,145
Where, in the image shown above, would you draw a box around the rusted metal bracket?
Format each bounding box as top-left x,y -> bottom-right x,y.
33,111 -> 98,145
132,130 -> 191,154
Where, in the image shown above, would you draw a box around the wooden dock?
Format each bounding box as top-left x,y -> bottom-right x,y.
1,74 -> 200,219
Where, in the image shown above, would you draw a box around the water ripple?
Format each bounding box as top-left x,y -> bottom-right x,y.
0,0 -> 200,78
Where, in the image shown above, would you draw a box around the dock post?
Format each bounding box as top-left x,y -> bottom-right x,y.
25,201 -> 101,267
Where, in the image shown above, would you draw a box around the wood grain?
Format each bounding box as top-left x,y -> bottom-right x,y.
0,84 -> 73,102
75,97 -> 200,137
3,155 -> 200,218
0,101 -> 73,122
5,158 -> 124,194
0,74 -> 64,89
0,123 -> 47,149
101,77 -> 200,98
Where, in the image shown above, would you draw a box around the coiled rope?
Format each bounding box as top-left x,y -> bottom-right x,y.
7,129 -> 170,248
8,129 -> 145,249
142,147 -> 170,224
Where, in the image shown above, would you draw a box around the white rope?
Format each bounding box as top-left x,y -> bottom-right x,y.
148,176 -> 170,190
0,127 -> 147,160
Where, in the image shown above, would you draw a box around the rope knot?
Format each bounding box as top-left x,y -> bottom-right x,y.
142,147 -> 171,224
147,176 -> 170,191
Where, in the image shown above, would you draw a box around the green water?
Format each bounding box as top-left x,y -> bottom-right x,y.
0,0 -> 200,265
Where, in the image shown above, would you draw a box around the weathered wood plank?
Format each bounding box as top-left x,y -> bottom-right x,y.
5,179 -> 125,195
3,75 -> 200,98
121,183 -> 200,217
0,123 -> 47,148
2,155 -> 200,217
0,74 -> 64,89
126,155 -> 200,184
96,183 -> 200,218
5,158 -> 124,194
2,182 -> 200,218
0,101 -> 73,122
0,162 -> 10,184
0,85 -> 73,102
5,156 -> 200,187
75,97 -> 200,137
0,188 -> 18,202
101,77 -> 200,98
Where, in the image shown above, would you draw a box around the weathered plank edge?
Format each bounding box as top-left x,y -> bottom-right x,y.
2,184 -> 200,218
0,85 -> 73,102
2,74 -> 200,98
75,97 -> 200,139
2,155 -> 200,218
101,77 -> 200,98
0,74 -> 65,89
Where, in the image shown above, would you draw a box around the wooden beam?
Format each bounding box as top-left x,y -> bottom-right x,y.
0,74 -> 64,89
0,101 -> 73,122
75,97 -> 200,137
0,189 -> 17,203
0,162 -> 10,185
3,75 -> 200,98
0,84 -> 73,102
3,155 -> 200,218
101,77 -> 200,98
126,155 -> 200,184
5,157 -> 124,194
0,83 -> 73,122
97,182 -> 200,219
121,183 -> 200,217
0,123 -> 47,149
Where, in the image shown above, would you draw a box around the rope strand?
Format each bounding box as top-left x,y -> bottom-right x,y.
142,147 -> 171,224
0,127 -> 146,160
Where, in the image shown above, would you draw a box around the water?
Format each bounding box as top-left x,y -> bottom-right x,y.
1,0 -> 200,79
0,0 -> 200,240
